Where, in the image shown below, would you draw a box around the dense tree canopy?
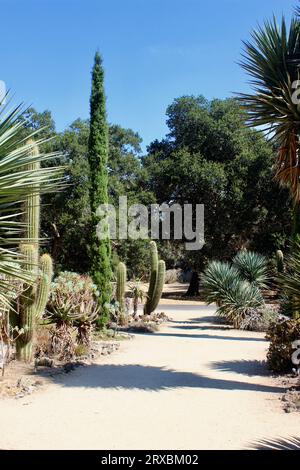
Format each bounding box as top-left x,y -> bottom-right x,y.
21,95 -> 292,280
143,96 -> 291,269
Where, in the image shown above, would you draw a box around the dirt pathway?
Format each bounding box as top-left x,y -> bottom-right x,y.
0,302 -> 299,450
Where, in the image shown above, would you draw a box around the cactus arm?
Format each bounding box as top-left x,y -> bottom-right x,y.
35,253 -> 53,319
116,262 -> 126,313
148,260 -> 166,314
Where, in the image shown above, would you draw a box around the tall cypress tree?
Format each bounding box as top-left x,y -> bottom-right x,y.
88,52 -> 112,327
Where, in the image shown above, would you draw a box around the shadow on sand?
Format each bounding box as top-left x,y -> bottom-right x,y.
48,363 -> 284,394
211,360 -> 269,377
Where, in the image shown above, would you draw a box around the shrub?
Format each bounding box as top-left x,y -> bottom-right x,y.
233,251 -> 269,288
202,259 -> 266,329
266,319 -> 300,372
47,272 -> 99,349
202,261 -> 241,306
217,280 -> 264,329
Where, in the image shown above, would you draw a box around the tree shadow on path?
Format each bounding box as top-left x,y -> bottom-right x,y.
50,364 -> 284,394
211,360 -> 269,377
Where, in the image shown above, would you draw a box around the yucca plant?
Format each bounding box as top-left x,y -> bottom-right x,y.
202,261 -> 242,306
239,16 -> 300,205
202,260 -> 265,329
233,251 -> 269,288
0,100 -> 64,308
0,99 -> 64,365
128,280 -> 147,317
216,280 -> 264,329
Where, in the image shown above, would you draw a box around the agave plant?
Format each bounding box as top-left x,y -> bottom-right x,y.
46,272 -> 99,345
233,251 -> 269,288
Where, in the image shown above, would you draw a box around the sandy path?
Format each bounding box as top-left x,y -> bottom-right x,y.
0,302 -> 299,450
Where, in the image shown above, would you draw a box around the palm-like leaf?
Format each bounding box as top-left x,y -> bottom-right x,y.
239,16 -> 300,201
233,251 -> 269,288
202,260 -> 265,328
0,101 -> 64,308
202,261 -> 241,305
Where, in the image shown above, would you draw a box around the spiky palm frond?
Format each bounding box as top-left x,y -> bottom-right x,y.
217,280 -> 264,328
239,16 -> 300,201
233,251 -> 269,288
202,261 -> 241,305
0,101 -> 65,309
202,260 -> 265,328
251,436 -> 300,450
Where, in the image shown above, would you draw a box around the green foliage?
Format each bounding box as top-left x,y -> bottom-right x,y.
233,251 -> 269,288
88,52 -> 112,327
143,97 -> 291,269
202,253 -> 270,329
0,104 -> 62,309
266,319 -> 300,372
116,262 -> 126,314
128,280 -> 146,316
202,261 -> 241,306
47,271 -> 99,325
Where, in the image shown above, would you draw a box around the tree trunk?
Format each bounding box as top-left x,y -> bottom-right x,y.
185,271 -> 200,297
291,202 -> 300,318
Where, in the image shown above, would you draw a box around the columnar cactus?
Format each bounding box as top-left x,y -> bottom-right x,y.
35,254 -> 53,319
16,140 -> 53,362
16,244 -> 37,362
24,139 -> 40,264
276,249 -> 284,273
116,262 -> 126,313
144,241 -> 165,315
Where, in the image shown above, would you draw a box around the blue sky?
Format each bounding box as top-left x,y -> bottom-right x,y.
1,0 -> 296,150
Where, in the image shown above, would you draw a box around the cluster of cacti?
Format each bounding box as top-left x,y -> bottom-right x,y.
276,249 -> 284,273
116,261 -> 127,314
144,241 -> 166,315
15,141 -> 53,362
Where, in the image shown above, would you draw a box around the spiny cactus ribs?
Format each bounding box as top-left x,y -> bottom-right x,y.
16,141 -> 53,362
144,241 -> 166,315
